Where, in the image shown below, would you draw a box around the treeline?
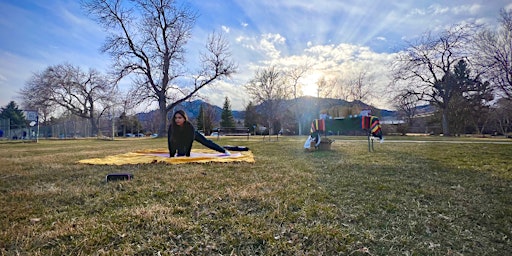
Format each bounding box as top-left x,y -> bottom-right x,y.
7,2 -> 512,137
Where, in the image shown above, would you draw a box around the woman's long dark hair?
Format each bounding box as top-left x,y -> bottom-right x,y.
170,110 -> 193,141
171,110 -> 189,126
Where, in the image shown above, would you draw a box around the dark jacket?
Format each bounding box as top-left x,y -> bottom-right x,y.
167,121 -> 195,157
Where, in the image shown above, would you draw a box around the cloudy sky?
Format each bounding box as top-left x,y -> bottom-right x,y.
1,0 -> 510,111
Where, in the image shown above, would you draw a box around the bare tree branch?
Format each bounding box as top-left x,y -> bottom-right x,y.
21,63 -> 115,135
82,0 -> 236,136
390,23 -> 478,136
472,8 -> 512,99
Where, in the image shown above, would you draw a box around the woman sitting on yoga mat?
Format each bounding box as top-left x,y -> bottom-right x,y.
167,110 -> 230,157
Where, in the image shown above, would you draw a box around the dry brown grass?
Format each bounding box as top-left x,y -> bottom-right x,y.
1,136 -> 511,255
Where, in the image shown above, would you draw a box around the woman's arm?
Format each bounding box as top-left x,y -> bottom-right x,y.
184,123 -> 195,156
168,125 -> 175,157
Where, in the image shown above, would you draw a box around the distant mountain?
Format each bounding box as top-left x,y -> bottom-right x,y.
136,97 -> 410,124
175,100 -> 244,121
254,96 -> 372,113
136,100 -> 244,123
135,98 -> 440,134
415,104 -> 436,115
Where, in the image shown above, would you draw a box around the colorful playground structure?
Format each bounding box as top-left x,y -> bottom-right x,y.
305,110 -> 383,152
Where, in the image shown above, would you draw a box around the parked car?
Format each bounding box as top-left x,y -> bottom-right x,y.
150,133 -> 158,138
136,133 -> 145,137
210,132 -> 219,136
125,133 -> 135,137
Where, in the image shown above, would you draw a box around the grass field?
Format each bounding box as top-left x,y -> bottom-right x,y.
1,136 -> 511,255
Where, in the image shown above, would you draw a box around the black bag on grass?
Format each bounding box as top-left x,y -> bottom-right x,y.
223,145 -> 249,151
106,173 -> 133,182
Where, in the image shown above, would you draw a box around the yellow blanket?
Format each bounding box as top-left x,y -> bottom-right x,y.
78,148 -> 255,165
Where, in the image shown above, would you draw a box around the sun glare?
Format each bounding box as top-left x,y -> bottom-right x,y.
301,83 -> 318,97
301,74 -> 321,97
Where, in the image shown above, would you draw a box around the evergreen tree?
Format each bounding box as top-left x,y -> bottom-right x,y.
220,97 -> 235,128
448,60 -> 494,134
0,101 -> 26,129
204,104 -> 216,134
244,101 -> 259,134
197,104 -> 205,131
118,112 -> 129,136
197,103 -> 214,133
117,112 -> 143,135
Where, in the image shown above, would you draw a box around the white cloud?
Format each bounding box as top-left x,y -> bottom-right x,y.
259,33 -> 285,59
200,80 -> 249,110
429,4 -> 450,15
3,0 -> 509,111
262,33 -> 286,44
234,33 -> 287,60
409,8 -> 426,16
452,4 -> 481,15
232,41 -> 397,109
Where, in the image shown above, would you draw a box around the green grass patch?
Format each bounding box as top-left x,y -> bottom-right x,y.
1,136 -> 511,255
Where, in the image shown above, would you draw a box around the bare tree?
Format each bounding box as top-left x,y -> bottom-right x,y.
492,98 -> 512,136
393,89 -> 421,133
114,91 -> 140,136
473,9 -> 512,99
285,64 -> 310,135
464,80 -> 494,134
331,69 -> 373,103
19,80 -> 57,125
21,63 -> 115,135
331,76 -> 351,101
82,0 -> 236,137
316,76 -> 335,98
285,64 -> 310,99
349,70 -> 374,102
391,24 -> 477,136
245,66 -> 290,134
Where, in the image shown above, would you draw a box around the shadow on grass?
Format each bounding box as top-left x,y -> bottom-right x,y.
304,141 -> 512,255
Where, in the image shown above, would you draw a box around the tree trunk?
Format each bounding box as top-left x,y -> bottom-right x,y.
474,120 -> 484,135
441,110 -> 450,136
90,117 -> 98,137
158,99 -> 168,137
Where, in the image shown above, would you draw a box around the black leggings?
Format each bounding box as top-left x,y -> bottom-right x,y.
194,131 -> 226,153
